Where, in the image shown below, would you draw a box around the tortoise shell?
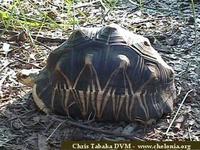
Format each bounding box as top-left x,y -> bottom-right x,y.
33,24 -> 176,124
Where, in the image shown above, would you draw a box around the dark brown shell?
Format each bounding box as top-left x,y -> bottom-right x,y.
32,24 -> 176,124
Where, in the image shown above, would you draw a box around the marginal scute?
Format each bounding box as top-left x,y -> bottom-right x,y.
29,24 -> 176,124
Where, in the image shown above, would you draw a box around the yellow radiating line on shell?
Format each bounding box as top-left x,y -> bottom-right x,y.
73,65 -> 87,89
141,91 -> 149,120
96,91 -> 104,119
114,95 -> 120,119
90,91 -> 96,116
124,68 -> 134,95
128,94 -> 136,121
116,95 -> 125,120
32,84 -> 50,114
136,92 -> 149,121
78,90 -> 87,116
125,89 -> 130,120
86,86 -> 91,116
103,68 -> 120,91
59,84 -> 64,112
51,83 -> 57,110
56,65 -> 72,89
111,89 -> 116,118
90,65 -> 101,91
99,88 -> 112,118
63,84 -> 71,115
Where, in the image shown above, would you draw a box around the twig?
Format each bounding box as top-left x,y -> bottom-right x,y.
48,0 -> 101,9
44,121 -> 55,132
74,0 -> 101,9
18,118 -> 39,127
0,72 -> 12,97
34,40 -> 52,51
191,0 -> 197,51
67,120 -> 143,140
7,110 -> 36,122
0,29 -> 66,44
187,126 -> 192,141
50,116 -> 144,141
165,89 -> 193,135
46,121 -> 65,141
128,0 -> 172,12
154,0 -> 170,11
15,58 -> 42,69
132,18 -> 167,25
0,61 -> 15,73
0,100 -> 11,109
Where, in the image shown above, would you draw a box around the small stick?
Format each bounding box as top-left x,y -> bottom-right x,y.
66,119 -> 144,141
46,121 -> 65,141
0,29 -> 66,44
34,40 -> 52,51
0,61 -> 15,73
50,116 -> 144,141
15,58 -> 42,69
74,0 -> 101,9
187,126 -> 192,141
165,89 -> 193,135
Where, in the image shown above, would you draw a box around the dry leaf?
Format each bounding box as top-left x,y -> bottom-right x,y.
38,134 -> 48,150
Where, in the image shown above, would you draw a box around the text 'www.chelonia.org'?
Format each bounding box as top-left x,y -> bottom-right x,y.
61,141 -> 198,150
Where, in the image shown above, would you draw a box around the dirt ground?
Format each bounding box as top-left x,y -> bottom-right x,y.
0,0 -> 199,149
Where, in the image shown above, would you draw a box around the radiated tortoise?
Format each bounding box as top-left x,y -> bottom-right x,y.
18,24 -> 176,124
